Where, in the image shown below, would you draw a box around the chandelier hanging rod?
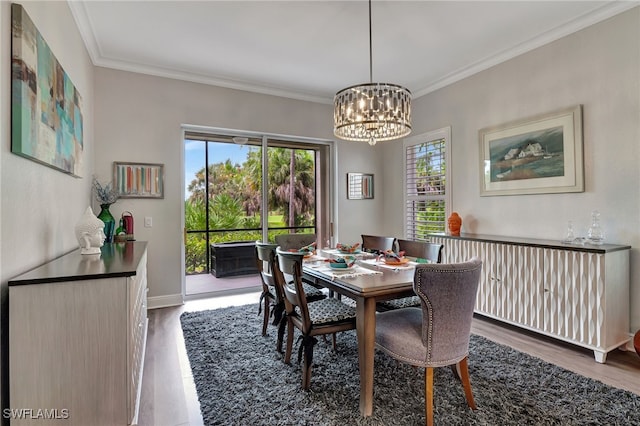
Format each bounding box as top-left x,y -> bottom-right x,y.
368,0 -> 373,83
333,0 -> 412,145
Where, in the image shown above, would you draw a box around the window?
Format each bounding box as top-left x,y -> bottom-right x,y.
404,127 -> 451,240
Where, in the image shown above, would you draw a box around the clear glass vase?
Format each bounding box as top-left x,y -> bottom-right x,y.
587,210 -> 604,245
97,204 -> 115,243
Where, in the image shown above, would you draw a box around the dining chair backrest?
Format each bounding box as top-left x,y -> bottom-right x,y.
414,258 -> 482,364
255,241 -> 280,293
275,247 -> 312,333
361,234 -> 396,254
397,239 -> 443,263
275,233 -> 316,251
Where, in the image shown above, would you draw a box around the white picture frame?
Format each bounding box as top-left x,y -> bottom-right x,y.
479,105 -> 583,196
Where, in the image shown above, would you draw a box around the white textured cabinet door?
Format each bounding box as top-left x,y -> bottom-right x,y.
488,244 -> 544,329
543,248 -> 629,362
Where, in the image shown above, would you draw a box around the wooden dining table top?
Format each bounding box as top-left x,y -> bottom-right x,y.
303,249 -> 417,297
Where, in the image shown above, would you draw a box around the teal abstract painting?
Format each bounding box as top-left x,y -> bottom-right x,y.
11,4 -> 83,177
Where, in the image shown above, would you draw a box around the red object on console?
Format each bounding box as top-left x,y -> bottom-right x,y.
122,211 -> 134,240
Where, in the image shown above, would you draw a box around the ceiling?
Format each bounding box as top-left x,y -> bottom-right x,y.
68,1 -> 637,104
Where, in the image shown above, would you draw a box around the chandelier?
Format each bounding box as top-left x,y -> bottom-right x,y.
333,0 -> 412,146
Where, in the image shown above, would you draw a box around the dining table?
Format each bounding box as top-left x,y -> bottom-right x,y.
302,249 -> 420,417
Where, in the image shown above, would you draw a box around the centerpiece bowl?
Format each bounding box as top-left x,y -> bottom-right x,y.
337,243 -> 361,254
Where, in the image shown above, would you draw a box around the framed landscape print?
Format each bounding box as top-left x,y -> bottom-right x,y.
114,162 -> 164,199
479,105 -> 583,196
11,4 -> 84,177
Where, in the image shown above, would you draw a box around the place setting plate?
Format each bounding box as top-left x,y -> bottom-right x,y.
381,258 -> 410,266
328,265 -> 358,274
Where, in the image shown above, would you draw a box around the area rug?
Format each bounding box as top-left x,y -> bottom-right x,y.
180,304 -> 640,425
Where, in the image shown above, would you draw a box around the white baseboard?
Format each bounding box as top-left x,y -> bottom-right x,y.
148,293 -> 184,309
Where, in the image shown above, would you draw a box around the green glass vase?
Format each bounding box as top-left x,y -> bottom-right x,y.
97,204 -> 115,243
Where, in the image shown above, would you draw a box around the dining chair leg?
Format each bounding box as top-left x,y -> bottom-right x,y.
261,298 -> 270,336
302,348 -> 313,390
284,318 -> 294,364
458,357 -> 477,410
276,315 -> 286,353
425,367 -> 434,426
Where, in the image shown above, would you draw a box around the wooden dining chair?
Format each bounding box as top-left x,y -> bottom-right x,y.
255,241 -> 282,334
377,240 -> 444,311
256,241 -> 325,353
276,247 -> 357,390
275,233 -> 323,290
375,258 -> 483,426
275,233 -> 317,250
397,239 -> 443,263
361,234 -> 396,254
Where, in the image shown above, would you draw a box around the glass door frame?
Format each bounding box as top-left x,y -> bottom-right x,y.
181,125 -> 335,300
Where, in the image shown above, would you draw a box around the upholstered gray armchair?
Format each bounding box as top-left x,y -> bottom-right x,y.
375,258 -> 482,426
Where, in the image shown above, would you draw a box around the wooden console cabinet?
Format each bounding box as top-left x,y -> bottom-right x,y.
429,234 -> 630,363
9,241 -> 148,425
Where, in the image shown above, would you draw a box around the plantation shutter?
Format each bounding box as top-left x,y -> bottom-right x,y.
405,137 -> 446,240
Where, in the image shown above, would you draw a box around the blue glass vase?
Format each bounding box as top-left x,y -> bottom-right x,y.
98,204 -> 115,243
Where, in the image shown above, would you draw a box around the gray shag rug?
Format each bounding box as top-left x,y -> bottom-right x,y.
180,304 -> 640,425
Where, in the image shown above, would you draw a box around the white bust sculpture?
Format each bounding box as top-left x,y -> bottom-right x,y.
75,207 -> 107,255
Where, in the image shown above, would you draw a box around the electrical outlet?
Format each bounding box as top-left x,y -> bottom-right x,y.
144,217 -> 152,228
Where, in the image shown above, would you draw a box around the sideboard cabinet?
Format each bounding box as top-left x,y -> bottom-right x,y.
429,234 -> 630,363
9,241 -> 148,425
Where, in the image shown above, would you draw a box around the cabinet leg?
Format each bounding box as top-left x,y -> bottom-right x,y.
593,350 -> 607,363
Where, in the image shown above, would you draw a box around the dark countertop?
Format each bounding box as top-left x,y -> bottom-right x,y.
8,241 -> 148,286
428,233 -> 631,253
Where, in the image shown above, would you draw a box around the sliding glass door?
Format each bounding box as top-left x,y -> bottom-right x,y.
184,132 -> 331,278
265,141 -> 316,242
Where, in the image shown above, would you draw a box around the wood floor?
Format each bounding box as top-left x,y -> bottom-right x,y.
138,290 -> 640,426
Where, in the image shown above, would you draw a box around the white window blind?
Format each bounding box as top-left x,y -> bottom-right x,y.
405,130 -> 448,240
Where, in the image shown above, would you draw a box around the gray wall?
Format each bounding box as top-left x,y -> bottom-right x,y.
380,8 -> 640,331
0,0 -> 96,414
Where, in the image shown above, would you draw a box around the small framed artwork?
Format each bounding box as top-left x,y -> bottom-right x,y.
347,173 -> 374,199
479,105 -> 583,196
114,162 -> 164,199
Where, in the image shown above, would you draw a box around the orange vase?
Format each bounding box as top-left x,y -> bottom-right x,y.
448,212 -> 462,236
